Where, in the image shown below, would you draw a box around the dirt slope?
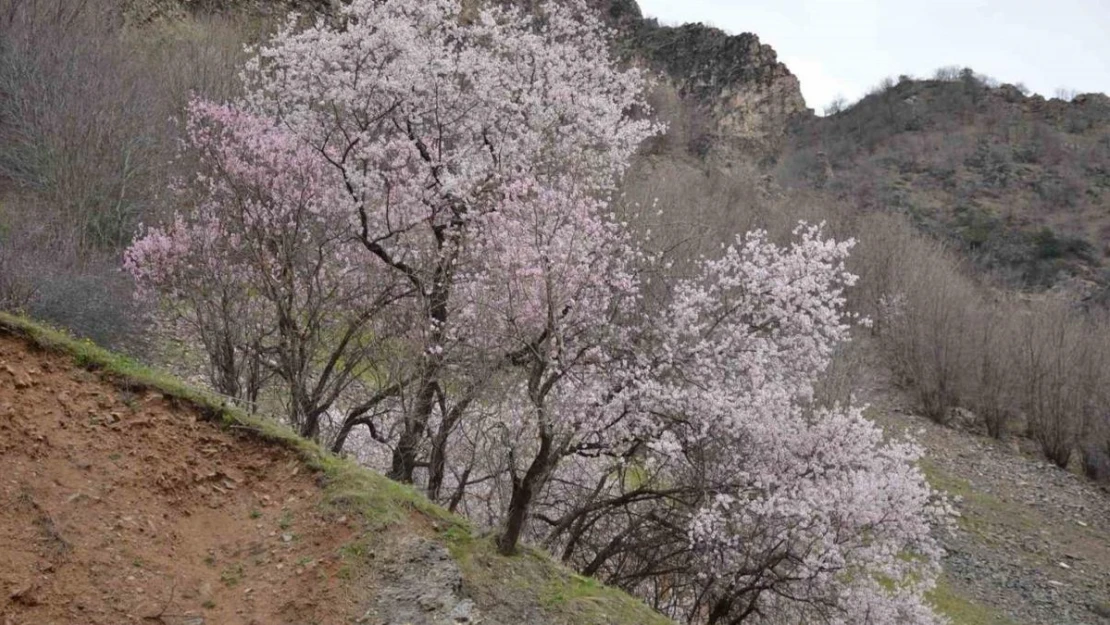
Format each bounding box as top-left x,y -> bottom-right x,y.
0,334 -> 366,624
0,317 -> 671,625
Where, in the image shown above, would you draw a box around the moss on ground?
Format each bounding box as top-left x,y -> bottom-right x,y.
0,311 -> 671,624
920,459 -> 1038,539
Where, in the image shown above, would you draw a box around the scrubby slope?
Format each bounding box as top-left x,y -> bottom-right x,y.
0,314 -> 671,625
783,76 -> 1110,293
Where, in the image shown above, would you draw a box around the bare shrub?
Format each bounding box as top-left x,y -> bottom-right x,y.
823,95 -> 849,116
869,76 -> 895,96
618,158 -> 854,286
1054,87 -> 1079,102
0,0 -> 252,250
812,336 -> 868,410
1011,300 -> 1098,468
849,212 -> 1110,463
963,304 -> 1017,438
29,256 -> 152,353
933,66 -> 962,82
0,247 -> 36,311
850,213 -> 978,423
1079,413 -> 1110,481
894,269 -> 975,423
0,201 -> 38,311
1074,313 -> 1110,481
0,194 -> 150,351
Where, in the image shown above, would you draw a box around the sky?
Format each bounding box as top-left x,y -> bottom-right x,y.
636,0 -> 1110,114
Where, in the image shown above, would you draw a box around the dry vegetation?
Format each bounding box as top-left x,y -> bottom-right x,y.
783,70 -> 1110,292
849,213 -> 1110,479
0,0 -> 261,349
631,89 -> 1110,481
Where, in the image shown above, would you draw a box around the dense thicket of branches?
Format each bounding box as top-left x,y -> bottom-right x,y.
851,214 -> 1110,479
0,0 -> 257,348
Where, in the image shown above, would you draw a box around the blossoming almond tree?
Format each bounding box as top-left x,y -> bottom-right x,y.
655,227 -> 947,625
125,210 -> 271,407
125,1 -> 950,621
127,99 -> 412,440
455,179 -> 651,553
526,226 -> 950,624
233,0 -> 657,485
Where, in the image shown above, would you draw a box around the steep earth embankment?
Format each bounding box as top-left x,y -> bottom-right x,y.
0,316 -> 671,625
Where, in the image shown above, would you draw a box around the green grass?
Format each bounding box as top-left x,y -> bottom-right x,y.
0,311 -> 671,624
920,459 -> 1036,538
928,578 -> 1018,625
918,461 -> 1024,625
220,563 -> 244,587
444,533 -> 673,625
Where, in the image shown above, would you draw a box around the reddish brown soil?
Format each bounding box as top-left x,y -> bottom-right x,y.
0,335 -> 363,625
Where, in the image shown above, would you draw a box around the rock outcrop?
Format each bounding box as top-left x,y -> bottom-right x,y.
511,0 -> 813,159
629,21 -> 811,157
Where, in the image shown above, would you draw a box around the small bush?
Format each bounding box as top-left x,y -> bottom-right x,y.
1079,428 -> 1110,481
28,261 -> 150,354
1011,301 -> 1100,468
850,214 -> 976,422
964,305 -> 1017,439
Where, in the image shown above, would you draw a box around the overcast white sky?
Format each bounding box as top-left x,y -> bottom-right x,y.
636,0 -> 1110,113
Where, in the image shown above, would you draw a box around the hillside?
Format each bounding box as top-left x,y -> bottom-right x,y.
0,315 -> 671,625
854,341 -> 1110,625
3,0 -> 1110,624
782,75 -> 1110,294
582,0 -> 1110,294
6,314 -> 1110,625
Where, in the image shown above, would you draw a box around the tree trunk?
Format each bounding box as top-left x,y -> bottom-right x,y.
389,377 -> 435,483
389,268 -> 450,484
497,430 -> 555,555
446,466 -> 471,513
331,418 -> 356,454
426,397 -> 471,501
497,473 -> 538,555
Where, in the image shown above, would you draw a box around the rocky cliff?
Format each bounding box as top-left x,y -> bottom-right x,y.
506,0 -> 813,158
627,20 -> 812,159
